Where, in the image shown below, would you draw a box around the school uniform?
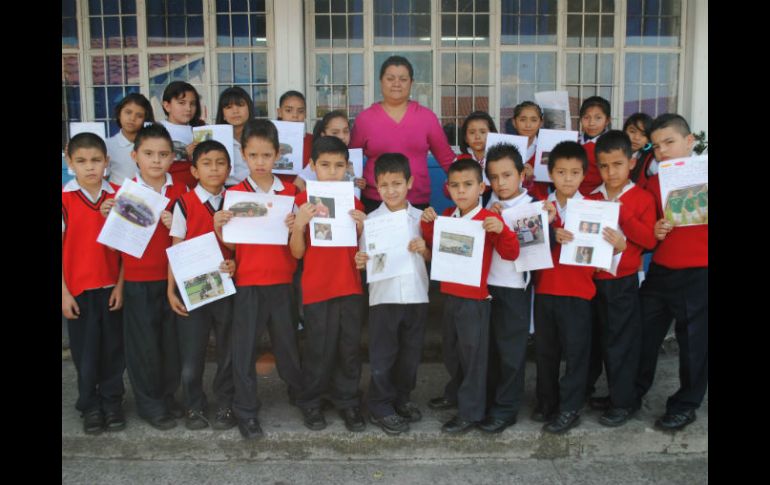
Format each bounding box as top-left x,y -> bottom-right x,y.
169,184 -> 235,414
225,138 -> 250,187
533,192 -> 596,414
421,205 -> 520,422
578,132 -> 606,196
584,182 -> 657,409
630,147 -> 657,191
62,179 -> 125,415
521,138 -> 551,201
361,202 -> 429,419
226,176 -> 303,422
635,174 -> 708,414
105,130 -> 136,185
294,191 -> 366,411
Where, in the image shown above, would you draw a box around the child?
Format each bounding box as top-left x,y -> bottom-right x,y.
290,136 -> 367,432
511,101 -> 549,201
106,93 -> 155,185
421,158 -> 520,433
623,113 -> 656,190
212,120 -> 303,440
584,130 -> 657,427
634,114 -> 707,431
215,86 -> 254,187
275,90 -> 314,186
159,81 -> 204,189
99,124 -> 188,430
457,111 -> 497,204
353,153 -> 431,435
167,140 -> 237,432
577,96 -> 612,196
62,133 -> 126,435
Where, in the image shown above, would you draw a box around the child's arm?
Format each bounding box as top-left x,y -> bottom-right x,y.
617,199 -> 658,250
602,227 -> 627,255
100,198 -> 116,218
213,210 -> 236,251
408,236 -> 431,262
290,202 -> 317,259
219,259 -> 236,276
349,209 -> 366,237
160,210 -> 173,230
167,237 -> 190,317
61,233 -> 79,319
419,207 -> 438,247
554,228 -> 575,245
484,214 -> 520,261
293,176 -> 307,192
108,262 -> 124,311
354,251 -> 369,270
653,218 -> 674,241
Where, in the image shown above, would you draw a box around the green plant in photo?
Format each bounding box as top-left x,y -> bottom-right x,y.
693,131 -> 708,155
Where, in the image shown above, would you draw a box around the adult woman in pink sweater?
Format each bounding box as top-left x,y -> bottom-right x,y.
350,56 -> 456,212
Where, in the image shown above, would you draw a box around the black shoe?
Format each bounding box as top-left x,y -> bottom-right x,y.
83,410 -> 104,435
237,418 -> 264,439
369,413 -> 409,435
599,407 -> 637,427
427,396 -> 457,410
185,409 -> 209,430
167,399 -> 185,419
301,407 -> 327,431
655,410 -> 696,431
543,411 -> 580,434
531,405 -> 557,423
477,415 -> 517,433
103,410 -> 126,432
212,407 -> 237,430
339,407 -> 366,432
589,395 -> 612,411
441,415 -> 476,434
146,414 -> 177,430
394,401 -> 422,423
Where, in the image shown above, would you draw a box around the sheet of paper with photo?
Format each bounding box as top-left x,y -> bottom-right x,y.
192,124 -> 235,165
163,122 -> 193,146
271,120 -> 305,175
533,129 -> 580,182
221,191 -> 294,245
658,155 -> 708,227
306,180 -> 358,247
362,209 -> 414,283
496,202 -> 554,273
535,90 -> 572,131
430,216 -> 486,287
96,178 -> 170,258
483,133 -> 529,185
69,122 -> 107,141
559,199 -> 620,270
166,232 -> 236,312
298,148 -> 365,198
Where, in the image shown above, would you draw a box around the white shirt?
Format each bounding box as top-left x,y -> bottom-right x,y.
450,203 -> 483,219
135,172 -> 175,197
360,202 -> 430,306
226,139 -> 250,186
485,190 -> 533,289
105,130 -> 136,185
547,190 -> 584,223
169,183 -> 223,239
62,178 -> 115,232
525,136 -> 538,162
590,181 -> 635,202
246,175 -> 285,194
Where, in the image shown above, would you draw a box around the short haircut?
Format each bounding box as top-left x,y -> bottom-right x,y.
161,81 -> 202,126
279,90 -> 305,107
548,141 -> 588,173
311,135 -> 349,162
448,158 -> 483,183
595,130 -> 633,159
68,132 -> 107,158
374,153 -> 411,181
650,113 -> 691,138
133,123 -> 173,152
215,86 -> 255,125
513,101 -> 544,119
622,112 -> 653,138
240,119 -> 280,152
379,55 -> 414,80
192,140 -> 231,167
579,95 -> 611,118
312,110 -> 349,141
114,93 -> 155,129
485,143 -> 524,177
458,111 -> 498,154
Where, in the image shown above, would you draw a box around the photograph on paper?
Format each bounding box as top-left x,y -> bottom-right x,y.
664,184 -> 708,226
535,91 -> 572,131
439,232 -> 475,258
314,222 -> 332,241
115,194 -> 156,227
310,196 -> 335,218
306,180 -> 357,247
534,129 -> 579,182
162,123 -> 193,161
513,214 -> 546,248
496,202 -> 553,274
430,216 -> 486,287
542,109 -> 567,130
193,129 -> 213,143
221,191 -> 294,245
540,151 -> 550,165
578,221 -> 601,234
658,155 -> 708,227
184,271 -> 226,305
230,201 -> 268,217
69,122 -> 107,141
372,253 -> 387,274
271,120 -> 305,174
193,124 -> 235,165
574,246 -> 594,264
559,199 -> 619,270
361,209 -> 415,283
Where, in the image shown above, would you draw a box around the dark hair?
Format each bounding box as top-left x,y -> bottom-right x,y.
215,87 -> 255,125
133,123 -> 173,152
67,132 -> 107,158
240,119 -> 280,153
513,101 -> 544,120
448,158 -> 483,183
622,112 -> 653,139
595,130 -> 633,159
114,93 -> 155,129
458,111 -> 498,154
379,55 -> 414,80
548,141 -> 589,173
579,95 -> 611,118
162,81 -> 202,126
650,113 -> 691,138
311,136 -> 349,162
312,110 -> 349,141
485,143 -> 524,177
374,153 -> 411,181
278,90 -> 306,107
192,140 -> 231,167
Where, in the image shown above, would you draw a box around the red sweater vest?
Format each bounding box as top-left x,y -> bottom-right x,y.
578,140 -> 603,196
62,185 -> 121,297
168,161 -> 196,190
228,180 -> 298,286
122,180 -> 188,282
176,190 -> 234,260
421,207 -> 520,300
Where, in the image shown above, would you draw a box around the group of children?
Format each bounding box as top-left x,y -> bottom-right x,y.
63,86 -> 707,439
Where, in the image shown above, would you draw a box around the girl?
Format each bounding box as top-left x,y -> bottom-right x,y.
160,81 -> 204,189
275,90 -> 314,187
106,93 -> 155,185
577,96 -> 611,195
215,87 -> 254,187
511,101 -> 548,201
457,111 -> 498,204
623,113 -> 656,190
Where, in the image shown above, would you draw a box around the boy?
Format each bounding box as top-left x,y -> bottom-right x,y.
213,120 -> 303,440
353,153 -> 431,435
421,158 -> 520,433
290,136 -> 367,431
634,114 -> 708,431
584,130 -> 657,427
167,140 -> 237,432
99,124 -> 188,430
62,133 -> 126,435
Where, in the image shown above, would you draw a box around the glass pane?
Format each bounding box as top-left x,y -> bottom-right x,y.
458,0 -> 473,12
89,0 -> 102,15
123,17 -> 138,47
316,54 -> 331,84
332,85 -> 348,109
121,0 -> 136,14
348,54 -> 363,85
642,54 -> 657,83
518,53 -> 535,83
600,54 -> 613,85
251,14 -> 267,45
332,14 -> 347,48
252,53 -> 267,83
456,14 -> 473,46
537,53 -> 556,83
441,53 -> 456,84
332,53 -> 348,84
501,14 -> 517,44
217,54 -> 233,83
567,0 -> 582,12
625,53 -> 640,83
188,16 -> 204,45
374,14 -> 392,44
252,85 -> 268,117
457,86 -> 472,117
474,53 -> 489,84
566,54 -> 580,84
233,53 -> 250,83
441,14 -> 456,47
187,0 -> 203,15
217,15 -> 231,47
62,55 -> 80,86
456,52 -> 472,84
90,18 -> 103,48
442,0 -> 456,11
232,14 -> 249,46
315,15 -> 330,47
316,0 -> 330,13
414,15 -> 431,43
474,13 -> 489,46
94,87 -> 107,119
62,16 -> 79,48
582,54 -> 597,84
349,15 -> 363,47
92,56 -> 106,86
521,0 -> 537,14
331,0 -> 346,12
626,16 -> 642,45
584,14 -> 598,48
349,86 -> 364,117
567,14 -> 581,47
601,0 -> 615,13
474,86 -> 489,112
316,86 -> 331,116
441,86 -> 456,117
520,15 -> 536,44
500,53 -> 517,84
585,0 -> 600,12
476,0 -> 489,12
600,14 -> 614,47
375,0 -> 393,14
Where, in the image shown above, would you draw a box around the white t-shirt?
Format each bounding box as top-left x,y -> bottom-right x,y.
105,131 -> 136,185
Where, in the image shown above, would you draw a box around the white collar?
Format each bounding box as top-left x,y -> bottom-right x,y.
451,203 -> 483,219
194,183 -> 225,204
247,175 -> 284,194
116,130 -> 133,148
525,136 -> 538,160
135,172 -> 173,190
466,148 -> 485,164
548,190 -> 584,209
590,181 -> 635,201
373,201 -> 419,218
488,189 -> 532,209
580,130 -> 607,145
63,178 -> 115,195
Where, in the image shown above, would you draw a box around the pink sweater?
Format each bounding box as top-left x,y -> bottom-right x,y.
350,101 -> 456,205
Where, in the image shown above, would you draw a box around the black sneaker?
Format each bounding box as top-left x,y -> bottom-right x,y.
543,411 -> 580,434
427,396 -> 457,410
238,418 -> 264,439
302,407 -> 327,431
103,409 -> 126,432
185,410 -> 209,430
369,413 -> 409,435
146,414 -> 177,431
83,410 -> 104,435
655,409 -> 696,431
212,407 -> 237,430
339,407 -> 366,432
395,401 -> 422,423
598,407 -> 637,427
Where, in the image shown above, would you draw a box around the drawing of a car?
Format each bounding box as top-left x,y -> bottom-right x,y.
230,201 -> 267,217
115,195 -> 155,227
